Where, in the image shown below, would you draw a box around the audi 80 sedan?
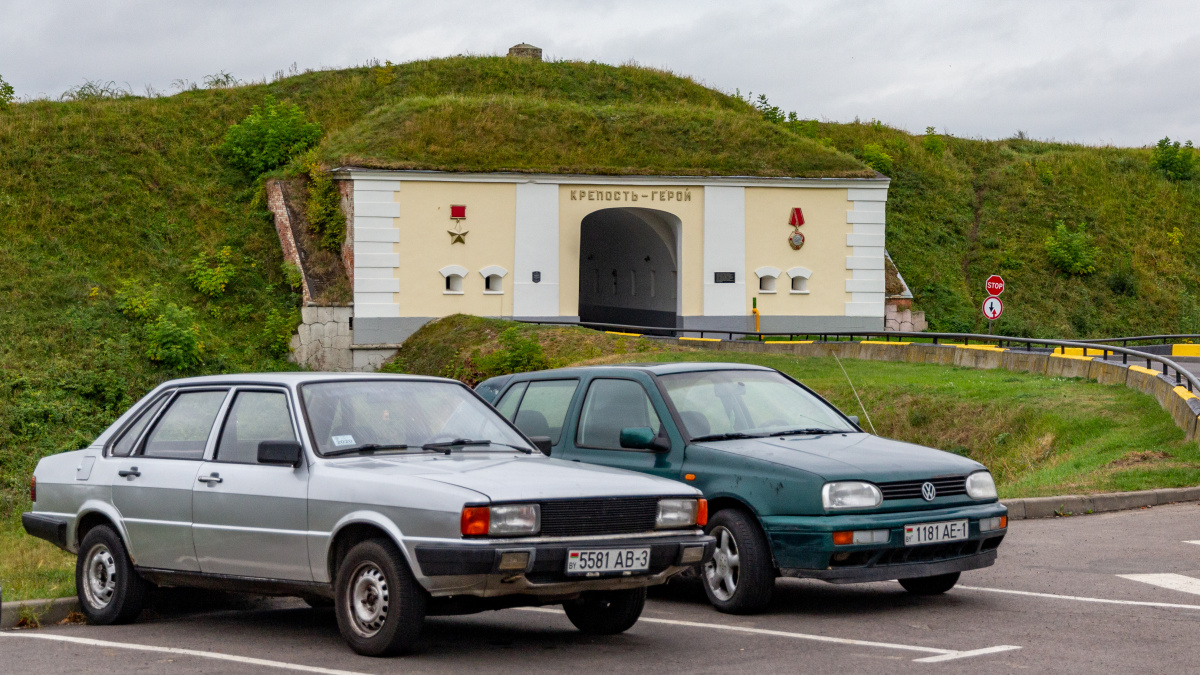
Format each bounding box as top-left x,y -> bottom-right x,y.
477,362 -> 1008,614
22,373 -> 714,656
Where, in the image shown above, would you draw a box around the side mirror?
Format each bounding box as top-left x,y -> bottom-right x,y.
848,415 -> 860,426
529,436 -> 553,456
258,440 -> 303,467
620,427 -> 670,452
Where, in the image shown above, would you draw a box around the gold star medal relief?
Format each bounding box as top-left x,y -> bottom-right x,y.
448,204 -> 468,244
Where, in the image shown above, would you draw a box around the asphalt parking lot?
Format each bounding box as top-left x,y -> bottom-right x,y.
7,502 -> 1200,674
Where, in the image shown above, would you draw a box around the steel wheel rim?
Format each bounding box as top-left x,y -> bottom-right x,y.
83,543 -> 118,610
704,526 -> 740,602
346,562 -> 390,638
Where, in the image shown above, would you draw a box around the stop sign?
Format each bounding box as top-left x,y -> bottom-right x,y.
985,275 -> 1005,296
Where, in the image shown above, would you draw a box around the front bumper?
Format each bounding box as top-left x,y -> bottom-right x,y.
413,531 -> 715,597
763,501 -> 1007,583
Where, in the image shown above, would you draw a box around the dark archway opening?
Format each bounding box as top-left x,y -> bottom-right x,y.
578,208 -> 680,329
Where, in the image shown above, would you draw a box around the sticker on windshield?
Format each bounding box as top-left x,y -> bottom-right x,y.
332,435 -> 356,447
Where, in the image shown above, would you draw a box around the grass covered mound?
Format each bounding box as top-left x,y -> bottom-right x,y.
322,95 -> 871,177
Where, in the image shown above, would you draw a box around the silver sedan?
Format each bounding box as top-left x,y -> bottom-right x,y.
23,373 -> 713,656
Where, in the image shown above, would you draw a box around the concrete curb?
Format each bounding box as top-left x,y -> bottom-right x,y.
1004,486 -> 1200,520
0,596 -> 80,629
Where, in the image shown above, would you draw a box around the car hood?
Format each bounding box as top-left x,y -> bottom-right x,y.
694,433 -> 985,482
323,452 -> 699,502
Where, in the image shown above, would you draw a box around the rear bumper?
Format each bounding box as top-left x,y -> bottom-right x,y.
22,512 -> 69,549
414,531 -> 715,597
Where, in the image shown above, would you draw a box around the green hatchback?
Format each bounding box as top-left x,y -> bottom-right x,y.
477,362 -> 1007,614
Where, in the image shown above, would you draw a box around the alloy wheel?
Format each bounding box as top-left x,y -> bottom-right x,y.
704,526 -> 740,601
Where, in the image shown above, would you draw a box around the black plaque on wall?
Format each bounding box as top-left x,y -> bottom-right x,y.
714,272 -> 736,284
532,271 -> 541,283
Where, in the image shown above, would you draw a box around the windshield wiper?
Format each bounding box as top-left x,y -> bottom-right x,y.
323,443 -> 410,457
689,432 -> 765,442
765,428 -> 843,437
420,438 -> 493,456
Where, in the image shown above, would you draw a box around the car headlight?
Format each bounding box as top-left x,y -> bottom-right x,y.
965,471 -> 998,500
461,504 -> 540,536
656,498 -> 701,528
821,482 -> 883,510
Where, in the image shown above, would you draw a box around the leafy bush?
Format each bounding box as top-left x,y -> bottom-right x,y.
1045,221 -> 1097,275
146,303 -> 202,371
218,96 -> 322,177
188,246 -> 236,297
1106,263 -> 1138,297
305,166 -> 346,252
115,282 -> 161,321
1151,137 -> 1195,182
281,260 -> 304,290
862,143 -> 894,174
473,327 -> 549,378
0,74 -> 13,110
923,126 -> 944,157
260,309 -> 297,358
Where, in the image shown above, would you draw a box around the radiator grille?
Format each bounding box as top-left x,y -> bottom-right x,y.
538,497 -> 660,537
876,476 -> 967,501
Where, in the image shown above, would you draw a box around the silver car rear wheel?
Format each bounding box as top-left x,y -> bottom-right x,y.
346,562 -> 390,638
82,543 -> 118,610
704,526 -> 740,601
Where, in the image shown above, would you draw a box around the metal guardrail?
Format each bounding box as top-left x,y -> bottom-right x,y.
519,320 -> 1200,393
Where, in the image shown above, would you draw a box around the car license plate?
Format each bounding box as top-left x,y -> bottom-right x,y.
565,548 -> 651,575
904,520 -> 968,546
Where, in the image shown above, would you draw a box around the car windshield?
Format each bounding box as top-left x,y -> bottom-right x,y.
659,369 -> 856,438
302,380 -> 533,455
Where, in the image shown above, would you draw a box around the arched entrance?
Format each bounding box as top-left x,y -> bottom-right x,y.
578,207 -> 681,329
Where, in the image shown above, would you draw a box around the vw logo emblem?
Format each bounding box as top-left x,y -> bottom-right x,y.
921,482 -> 937,501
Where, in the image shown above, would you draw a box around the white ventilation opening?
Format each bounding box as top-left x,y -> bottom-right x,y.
755,266 -> 782,294
439,265 -> 469,295
786,266 -> 813,295
485,275 -> 502,292
445,274 -> 463,293
791,276 -> 808,292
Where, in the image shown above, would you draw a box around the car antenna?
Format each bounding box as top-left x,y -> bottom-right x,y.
831,352 -> 877,435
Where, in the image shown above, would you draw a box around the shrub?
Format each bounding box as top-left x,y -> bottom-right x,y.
218,96 -> 322,177
1045,221 -> 1097,275
305,167 -> 346,252
281,260 -> 304,290
1106,263 -> 1138,297
1169,227 -> 1185,247
0,74 -> 13,110
1151,137 -> 1195,182
923,126 -> 944,157
146,303 -> 202,371
115,282 -> 161,321
260,309 -> 297,358
862,143 -> 894,174
474,327 -> 549,377
188,246 -> 236,297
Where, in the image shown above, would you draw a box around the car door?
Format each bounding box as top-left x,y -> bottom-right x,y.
111,388 -> 229,571
192,387 -> 312,581
499,379 -> 580,455
560,376 -> 685,480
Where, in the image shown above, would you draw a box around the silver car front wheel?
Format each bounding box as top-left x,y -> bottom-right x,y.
334,538 -> 427,656
346,561 -> 390,638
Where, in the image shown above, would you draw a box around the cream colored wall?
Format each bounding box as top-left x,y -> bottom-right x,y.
391,181 -> 516,317
744,187 -> 851,316
558,186 -> 704,318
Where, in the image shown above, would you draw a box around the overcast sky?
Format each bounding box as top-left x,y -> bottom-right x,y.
3,0 -> 1197,146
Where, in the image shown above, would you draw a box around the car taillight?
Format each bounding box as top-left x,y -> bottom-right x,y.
461,506 -> 489,536
696,499 -> 708,527
30,475 -> 36,503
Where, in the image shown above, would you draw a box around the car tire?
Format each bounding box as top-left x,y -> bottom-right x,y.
702,509 -> 774,614
75,524 -> 149,625
563,587 -> 646,635
899,572 -> 960,595
334,538 -> 427,656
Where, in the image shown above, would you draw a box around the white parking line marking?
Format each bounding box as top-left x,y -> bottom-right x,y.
0,632 -> 373,675
958,584 -> 1200,610
1118,573 -> 1200,596
1183,541 -> 1200,546
516,607 -> 1020,662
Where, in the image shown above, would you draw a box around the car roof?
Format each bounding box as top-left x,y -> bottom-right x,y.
487,361 -> 776,381
156,372 -> 459,388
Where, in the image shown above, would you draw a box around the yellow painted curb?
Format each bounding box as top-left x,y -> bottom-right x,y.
1174,385 -> 1199,401
861,341 -> 912,345
605,331 -> 642,337
1173,344 -> 1200,357
679,336 -> 720,342
1129,365 -> 1159,375
764,340 -> 814,344
1050,353 -> 1096,361
1053,347 -> 1111,356
956,344 -> 1005,351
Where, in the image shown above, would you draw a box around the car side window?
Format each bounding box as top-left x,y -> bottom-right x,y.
494,382 -> 528,421
576,379 -> 663,450
215,391 -> 297,464
512,380 -> 579,445
141,390 -> 228,460
110,395 -> 169,457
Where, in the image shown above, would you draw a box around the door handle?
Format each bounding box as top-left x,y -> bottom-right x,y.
118,468 -> 140,478
197,474 -> 223,485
